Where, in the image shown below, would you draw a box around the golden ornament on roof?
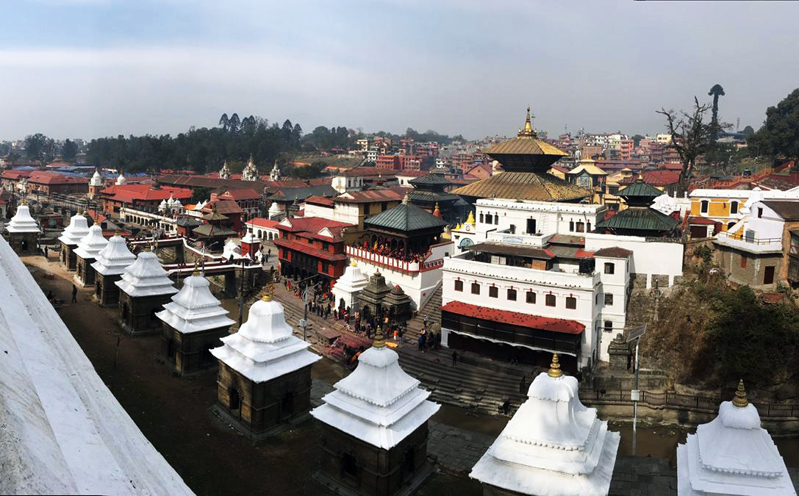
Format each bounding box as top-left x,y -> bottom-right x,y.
548,353 -> 563,378
732,379 -> 748,408
373,325 -> 386,349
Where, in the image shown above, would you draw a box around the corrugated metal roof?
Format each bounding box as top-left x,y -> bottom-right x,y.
451,172 -> 591,202
597,207 -> 678,232
619,181 -> 664,199
364,202 -> 447,233
410,174 -> 452,186
468,242 -> 555,259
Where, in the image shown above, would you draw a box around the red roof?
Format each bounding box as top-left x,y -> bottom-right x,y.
28,171 -> 88,185
593,247 -> 633,258
335,188 -> 405,204
219,188 -> 261,201
1,170 -> 32,180
100,184 -> 193,202
247,218 -> 281,229
305,195 -> 335,207
642,169 -> 680,186
441,301 -> 584,335
687,216 -> 717,225
277,216 -> 354,233
273,238 -> 348,262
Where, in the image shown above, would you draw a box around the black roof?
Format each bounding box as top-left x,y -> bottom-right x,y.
597,207 -> 678,232
762,200 -> 799,221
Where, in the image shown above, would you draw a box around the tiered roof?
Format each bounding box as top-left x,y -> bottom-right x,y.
311,329 -> 440,449
210,291 -> 320,383
156,269 -> 235,334
6,204 -> 41,233
364,194 -> 447,233
73,225 -> 108,260
91,234 -> 137,276
115,250 -> 178,298
334,261 -> 369,295
677,381 -> 795,495
470,354 -> 619,496
59,213 -> 90,244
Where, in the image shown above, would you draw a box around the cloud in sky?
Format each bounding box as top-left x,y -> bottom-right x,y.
1,0 -> 799,140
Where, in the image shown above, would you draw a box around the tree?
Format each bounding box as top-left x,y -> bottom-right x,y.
657,98 -> 716,195
228,113 -> 241,134
218,113 -> 229,132
62,139 -> 78,162
24,133 -> 56,165
708,84 -> 725,144
742,125 -> 755,136
747,88 -> 799,162
191,186 -> 213,204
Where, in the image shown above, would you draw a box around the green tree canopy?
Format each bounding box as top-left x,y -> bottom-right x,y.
748,88 -> 799,160
25,133 -> 56,164
62,139 -> 78,161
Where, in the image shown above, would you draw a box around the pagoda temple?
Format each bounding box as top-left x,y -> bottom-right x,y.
677,380 -> 796,495
74,225 -> 108,287
59,212 -> 90,270
407,172 -> 468,223
4,202 -> 41,255
452,108 -> 590,203
596,179 -> 678,237
156,264 -> 235,376
115,247 -> 178,335
331,260 -> 369,313
358,270 -> 392,324
91,232 -> 137,306
311,327 -> 440,496
470,354 -> 620,496
210,287 -> 321,441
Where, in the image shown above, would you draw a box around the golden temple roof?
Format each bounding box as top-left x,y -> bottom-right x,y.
451,171 -> 592,202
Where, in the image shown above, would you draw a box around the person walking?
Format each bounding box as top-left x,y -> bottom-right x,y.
71,284 -> 78,303
519,375 -> 527,394
451,350 -> 458,366
266,248 -> 271,262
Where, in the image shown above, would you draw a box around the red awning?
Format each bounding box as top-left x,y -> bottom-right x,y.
441,301 -> 584,335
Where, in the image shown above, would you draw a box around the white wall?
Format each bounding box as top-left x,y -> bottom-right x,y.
746,201 -> 787,241
584,233 -> 683,287
475,198 -> 606,238
303,203 -> 335,220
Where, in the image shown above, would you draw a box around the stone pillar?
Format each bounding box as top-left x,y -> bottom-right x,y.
607,333 -> 630,371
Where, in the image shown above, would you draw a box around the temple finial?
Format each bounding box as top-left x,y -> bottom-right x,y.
350,259 -> 357,267
732,379 -> 748,408
373,325 -> 386,349
402,192 -> 410,205
261,280 -> 274,302
192,260 -> 200,276
548,353 -> 563,378
519,106 -> 536,138
114,228 -> 120,236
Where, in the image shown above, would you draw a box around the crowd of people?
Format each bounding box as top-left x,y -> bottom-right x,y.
353,239 -> 429,263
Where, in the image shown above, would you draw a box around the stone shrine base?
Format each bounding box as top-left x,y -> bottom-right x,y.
210,403 -> 312,444
313,462 -> 435,496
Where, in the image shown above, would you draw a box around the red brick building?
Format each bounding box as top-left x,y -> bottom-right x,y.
273,217 -> 354,287
215,188 -> 262,221
98,184 -> 193,215
27,171 -> 89,195
202,199 -> 243,233
376,155 -> 401,171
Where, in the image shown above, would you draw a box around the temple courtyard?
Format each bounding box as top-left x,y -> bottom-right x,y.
22,253 -> 799,496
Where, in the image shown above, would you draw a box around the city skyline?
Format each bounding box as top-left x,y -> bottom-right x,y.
2,0 -> 798,140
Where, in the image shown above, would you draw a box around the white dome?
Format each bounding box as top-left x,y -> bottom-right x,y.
7,205 -> 41,234
156,274 -> 234,334
90,170 -> 104,186
116,173 -> 127,185
59,213 -> 89,245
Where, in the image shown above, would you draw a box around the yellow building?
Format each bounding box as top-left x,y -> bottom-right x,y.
688,189 -> 752,232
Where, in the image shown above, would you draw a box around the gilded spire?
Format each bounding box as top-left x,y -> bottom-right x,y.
465,210 -> 476,226
732,379 -> 748,408
373,325 -> 386,349
261,280 -> 274,302
350,259 -> 358,267
548,353 -> 563,378
518,106 -> 536,138
192,260 -> 200,276
114,228 -> 120,236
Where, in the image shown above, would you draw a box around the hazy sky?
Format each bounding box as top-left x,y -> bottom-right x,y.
2,0 -> 798,141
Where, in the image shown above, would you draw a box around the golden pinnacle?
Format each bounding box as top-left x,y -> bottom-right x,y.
732,379 -> 749,408
373,325 -> 386,349
548,353 -> 563,378
261,281 -> 274,302
192,260 -> 200,276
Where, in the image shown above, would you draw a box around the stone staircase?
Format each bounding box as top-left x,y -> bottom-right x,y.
266,283 -> 530,416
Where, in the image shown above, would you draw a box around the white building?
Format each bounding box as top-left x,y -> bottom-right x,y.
0,235 -> 193,495
470,354 -> 620,496
242,155 -> 259,182
245,218 -> 281,241
677,381 -> 795,495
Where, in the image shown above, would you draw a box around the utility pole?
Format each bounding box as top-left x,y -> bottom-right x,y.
626,323 -> 647,457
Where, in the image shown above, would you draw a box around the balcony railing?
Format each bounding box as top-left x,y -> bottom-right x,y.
346,245 -> 445,274
716,231 -> 782,247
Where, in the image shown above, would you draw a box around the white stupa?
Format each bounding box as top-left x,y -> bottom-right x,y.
59,212 -> 89,244
331,260 -> 368,310
116,172 -> 127,185
242,154 -> 259,182
470,354 -> 620,496
219,161 -> 231,180
115,249 -> 178,298
156,267 -> 235,334
210,291 -> 320,383
268,201 -> 282,219
677,380 -> 796,495
91,233 -> 136,276
90,169 -> 104,187
159,199 -> 169,213
311,328 -> 440,450
6,203 -> 41,233
73,225 -> 108,261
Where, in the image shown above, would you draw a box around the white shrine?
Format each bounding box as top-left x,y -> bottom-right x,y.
331,260 -> 369,313
677,380 -> 796,496
311,328 -> 440,495
470,354 -> 620,496
89,169 -> 104,198
91,233 -> 137,306
116,171 -> 127,185
156,265 -> 235,375
270,160 -> 281,181
74,225 -> 108,287
210,288 -> 320,439
219,160 -> 231,179
242,155 -> 259,181
58,212 -> 90,270
5,202 -> 41,255
115,248 -> 178,334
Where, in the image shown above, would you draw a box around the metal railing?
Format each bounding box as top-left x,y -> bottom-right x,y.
580,388 -> 799,419
716,231 -> 782,246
